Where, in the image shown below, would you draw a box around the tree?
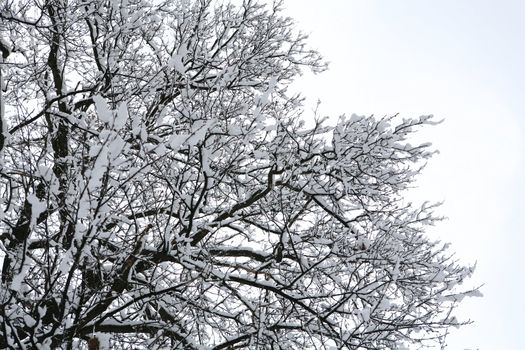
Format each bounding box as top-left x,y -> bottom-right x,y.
0,0 -> 480,349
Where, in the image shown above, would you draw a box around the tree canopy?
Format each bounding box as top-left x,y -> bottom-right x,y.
0,0 -> 479,349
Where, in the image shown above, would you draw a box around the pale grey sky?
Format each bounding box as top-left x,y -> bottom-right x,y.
282,1 -> 525,349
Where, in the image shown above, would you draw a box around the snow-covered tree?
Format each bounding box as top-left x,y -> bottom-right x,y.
0,0 -> 479,349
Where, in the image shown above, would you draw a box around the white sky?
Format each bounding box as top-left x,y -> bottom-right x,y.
281,1 -> 525,349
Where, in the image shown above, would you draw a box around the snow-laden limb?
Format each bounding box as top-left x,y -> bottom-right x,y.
0,0 -> 479,349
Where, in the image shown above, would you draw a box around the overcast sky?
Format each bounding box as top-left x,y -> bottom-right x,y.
281,1 -> 525,349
